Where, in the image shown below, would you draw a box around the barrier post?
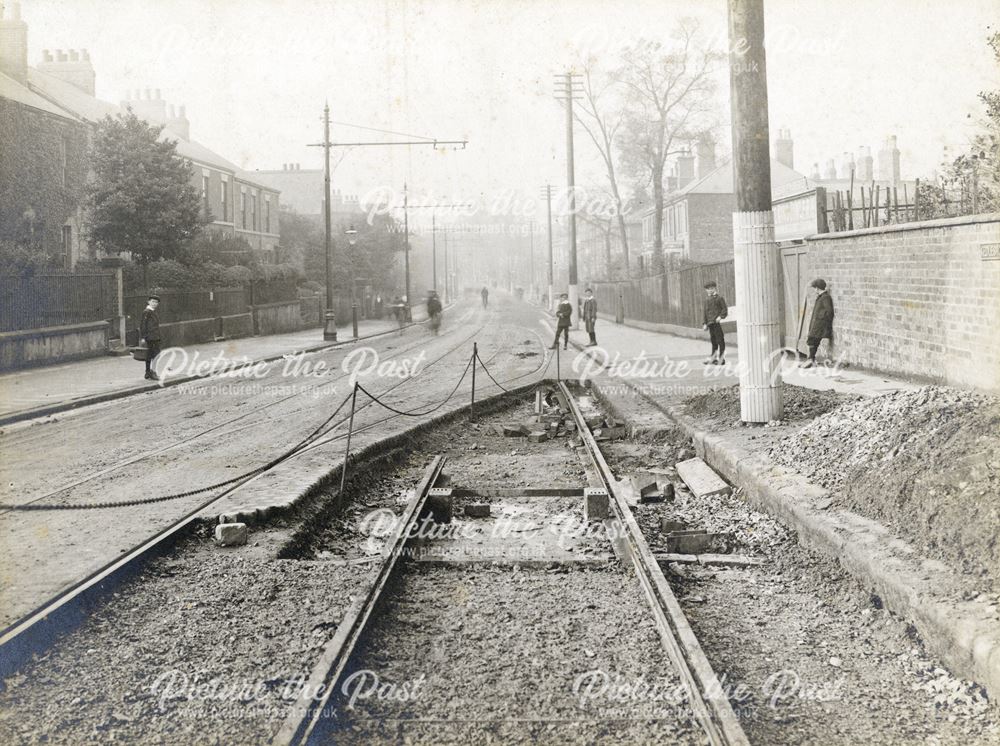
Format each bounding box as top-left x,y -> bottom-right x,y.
340,383 -> 359,493
470,342 -> 477,419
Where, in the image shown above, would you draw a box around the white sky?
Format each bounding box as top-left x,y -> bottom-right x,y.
21,0 -> 999,218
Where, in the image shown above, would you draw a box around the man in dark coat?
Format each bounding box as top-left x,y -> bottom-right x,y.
139,294 -> 162,380
481,286 -> 489,308
802,278 -> 834,368
701,281 -> 729,365
582,288 -> 598,346
550,292 -> 572,349
426,290 -> 443,334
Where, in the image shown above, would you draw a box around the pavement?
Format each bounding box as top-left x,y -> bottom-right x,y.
0,317 -> 406,425
538,316 -> 919,403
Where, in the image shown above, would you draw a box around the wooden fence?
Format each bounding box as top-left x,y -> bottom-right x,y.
0,271 -> 118,333
590,260 -> 736,329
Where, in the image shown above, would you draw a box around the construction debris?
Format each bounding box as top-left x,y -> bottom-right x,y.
675,457 -> 732,499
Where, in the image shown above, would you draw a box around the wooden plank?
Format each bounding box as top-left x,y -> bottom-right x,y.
676,457 -> 732,498
655,553 -> 764,568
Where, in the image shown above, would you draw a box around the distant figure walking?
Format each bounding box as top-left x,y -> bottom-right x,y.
391,295 -> 406,331
550,292 -> 572,350
701,281 -> 728,365
427,290 -> 443,335
140,294 -> 162,381
481,286 -> 489,308
582,288 -> 598,347
802,278 -> 834,368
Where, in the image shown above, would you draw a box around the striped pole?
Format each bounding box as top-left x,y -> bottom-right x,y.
728,0 -> 783,422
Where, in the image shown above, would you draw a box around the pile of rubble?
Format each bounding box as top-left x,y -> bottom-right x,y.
497,387 -> 625,446
767,385 -> 1000,586
684,383 -> 855,427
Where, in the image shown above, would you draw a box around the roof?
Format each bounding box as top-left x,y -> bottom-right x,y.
0,70 -> 81,121
25,67 -> 273,191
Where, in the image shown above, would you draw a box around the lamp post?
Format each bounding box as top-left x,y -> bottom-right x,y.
345,225 -> 359,339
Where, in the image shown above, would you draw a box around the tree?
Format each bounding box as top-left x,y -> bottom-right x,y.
617,22 -> 723,255
574,56 -> 633,276
85,111 -> 205,281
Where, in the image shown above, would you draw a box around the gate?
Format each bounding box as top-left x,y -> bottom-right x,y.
779,244 -> 811,353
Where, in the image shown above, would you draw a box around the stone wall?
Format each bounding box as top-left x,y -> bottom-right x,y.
0,321 -> 108,370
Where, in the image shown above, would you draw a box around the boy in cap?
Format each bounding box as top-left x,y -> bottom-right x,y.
802,278 -> 834,368
701,281 -> 728,365
550,292 -> 572,350
140,294 -> 162,380
582,288 -> 598,347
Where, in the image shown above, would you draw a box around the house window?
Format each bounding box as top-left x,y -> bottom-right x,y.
240,191 -> 247,229
678,202 -> 688,234
61,225 -> 72,266
667,207 -> 675,238
220,179 -> 229,221
60,136 -> 68,187
265,197 -> 271,233
202,173 -> 210,216
251,193 -> 258,232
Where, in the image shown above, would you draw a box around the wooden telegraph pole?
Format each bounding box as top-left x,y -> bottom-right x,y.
555,73 -> 582,327
728,0 -> 783,422
540,184 -> 554,310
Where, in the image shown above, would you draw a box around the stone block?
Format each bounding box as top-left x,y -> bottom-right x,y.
464,503 -> 491,518
584,487 -> 610,522
215,522 -> 248,547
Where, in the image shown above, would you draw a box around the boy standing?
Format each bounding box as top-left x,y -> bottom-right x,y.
802,278 -> 834,368
550,292 -> 572,349
140,294 -> 162,381
582,288 -> 598,347
701,281 -> 728,365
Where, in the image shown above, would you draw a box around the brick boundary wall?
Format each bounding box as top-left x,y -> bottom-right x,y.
805,213 -> 1000,391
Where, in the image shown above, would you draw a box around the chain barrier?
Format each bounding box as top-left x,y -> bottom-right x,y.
0,389 -> 356,511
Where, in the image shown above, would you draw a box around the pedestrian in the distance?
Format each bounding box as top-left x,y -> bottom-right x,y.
550,292 -> 572,350
702,281 -> 728,365
582,288 -> 598,347
802,278 -> 834,368
481,286 -> 489,308
427,290 -> 443,335
140,294 -> 162,381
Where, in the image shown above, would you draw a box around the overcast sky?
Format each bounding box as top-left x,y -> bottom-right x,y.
22,0 -> 998,218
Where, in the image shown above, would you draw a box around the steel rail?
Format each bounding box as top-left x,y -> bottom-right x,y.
558,381 -> 751,746
274,456 -> 446,746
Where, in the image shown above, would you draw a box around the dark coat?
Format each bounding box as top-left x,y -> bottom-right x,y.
808,292 -> 834,340
427,297 -> 442,315
140,307 -> 161,342
582,297 -> 597,332
703,294 -> 728,326
555,300 -> 573,328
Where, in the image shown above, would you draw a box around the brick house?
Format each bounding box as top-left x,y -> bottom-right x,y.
0,2 -> 89,266
0,1 -> 280,267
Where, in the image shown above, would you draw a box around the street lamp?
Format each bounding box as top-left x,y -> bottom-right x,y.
345,225 -> 359,339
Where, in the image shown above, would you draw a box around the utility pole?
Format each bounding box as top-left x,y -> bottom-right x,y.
308,117 -> 467,332
540,184 -> 554,309
555,72 -> 582,327
403,182 -> 411,319
406,201 -> 474,301
728,0 -> 783,422
528,221 -> 535,301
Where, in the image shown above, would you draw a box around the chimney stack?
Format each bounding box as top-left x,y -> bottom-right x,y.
0,1 -> 28,84
695,135 -> 716,179
37,45 -> 97,95
824,159 -> 837,180
839,151 -> 855,180
166,102 -> 190,140
877,135 -> 900,185
775,127 -> 794,170
675,147 -> 695,188
810,163 -> 821,180
856,146 -> 873,182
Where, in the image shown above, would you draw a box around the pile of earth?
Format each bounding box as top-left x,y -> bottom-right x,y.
767,386 -> 1000,590
683,383 -> 856,427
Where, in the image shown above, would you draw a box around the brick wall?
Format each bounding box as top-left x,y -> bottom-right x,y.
805,214 -> 1000,391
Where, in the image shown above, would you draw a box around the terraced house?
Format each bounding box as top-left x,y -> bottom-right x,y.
0,1 -> 280,267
